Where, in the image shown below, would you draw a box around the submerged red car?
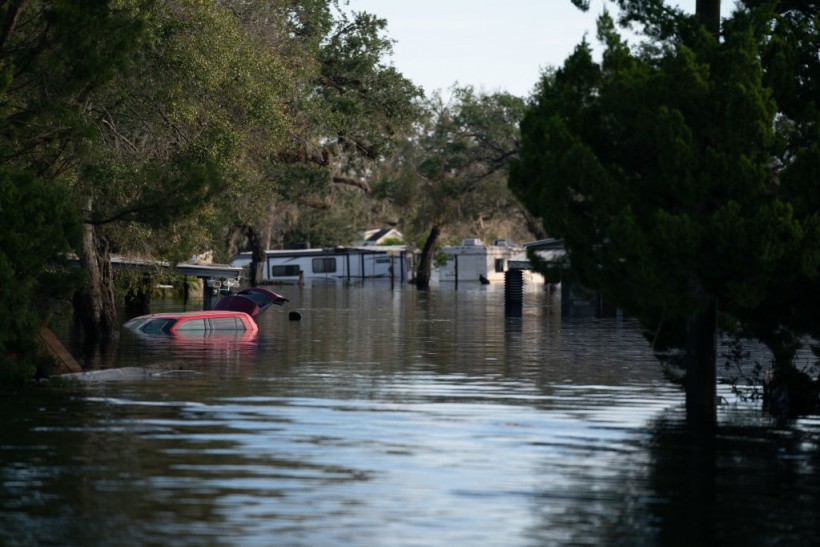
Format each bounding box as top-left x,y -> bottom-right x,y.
123,288 -> 288,335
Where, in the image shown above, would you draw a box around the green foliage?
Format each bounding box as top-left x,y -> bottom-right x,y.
511,2 -> 820,375
281,205 -> 351,248
0,0 -> 108,370
0,168 -> 81,380
367,86 -> 534,286
202,1 -> 424,254
0,0 -> 431,352
375,87 -> 528,243
273,163 -> 332,203
78,0 -> 295,247
0,0 -> 294,343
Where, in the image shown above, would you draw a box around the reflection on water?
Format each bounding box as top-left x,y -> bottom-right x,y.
1,284 -> 818,545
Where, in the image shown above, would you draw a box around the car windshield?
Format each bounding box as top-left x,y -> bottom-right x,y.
139,317 -> 178,334
123,317 -> 151,330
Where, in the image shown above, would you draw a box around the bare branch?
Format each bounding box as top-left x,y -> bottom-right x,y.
332,174 -> 370,192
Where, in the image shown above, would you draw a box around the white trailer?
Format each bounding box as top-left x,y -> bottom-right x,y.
231,246 -> 409,285
437,239 -> 529,284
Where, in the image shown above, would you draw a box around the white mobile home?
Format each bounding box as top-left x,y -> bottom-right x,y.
437,239 -> 529,284
231,246 -> 409,284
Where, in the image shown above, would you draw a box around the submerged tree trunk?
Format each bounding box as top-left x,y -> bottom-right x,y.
415,224 -> 442,289
244,224 -> 266,288
73,222 -> 119,342
683,276 -> 717,429
124,273 -> 152,318
762,332 -> 819,418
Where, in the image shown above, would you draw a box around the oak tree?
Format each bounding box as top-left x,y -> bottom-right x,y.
373,87 -> 531,288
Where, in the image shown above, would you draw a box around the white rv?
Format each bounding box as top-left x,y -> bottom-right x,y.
231,246 -> 408,285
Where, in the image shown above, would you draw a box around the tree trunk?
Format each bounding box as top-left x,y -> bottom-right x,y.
518,204 -> 546,240
415,225 -> 442,289
682,0 -> 721,429
763,331 -> 819,418
261,202 -> 276,251
696,0 -> 721,37
245,224 -> 265,287
124,273 -> 152,318
73,223 -> 119,342
683,276 -> 717,429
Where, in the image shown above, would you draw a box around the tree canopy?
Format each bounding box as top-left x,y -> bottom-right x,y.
213,0 -> 424,283
371,87 -> 535,288
0,0 -> 425,374
1,0 -> 144,378
510,1 -> 820,422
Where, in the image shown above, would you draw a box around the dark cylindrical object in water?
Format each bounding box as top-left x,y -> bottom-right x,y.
504,269 -> 523,317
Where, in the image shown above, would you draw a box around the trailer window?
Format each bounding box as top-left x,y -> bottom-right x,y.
495,258 -> 505,273
271,265 -> 301,277
312,257 -> 337,274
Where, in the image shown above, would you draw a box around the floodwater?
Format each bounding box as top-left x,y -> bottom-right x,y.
2,283 -> 819,546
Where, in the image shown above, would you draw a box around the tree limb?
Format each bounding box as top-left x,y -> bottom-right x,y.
332,174 -> 370,192
0,0 -> 30,56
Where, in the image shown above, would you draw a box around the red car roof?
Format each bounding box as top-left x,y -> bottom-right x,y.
123,288 -> 288,336
124,310 -> 258,334
140,310 -> 249,320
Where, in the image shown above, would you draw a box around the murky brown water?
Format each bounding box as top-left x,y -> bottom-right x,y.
2,284 -> 819,545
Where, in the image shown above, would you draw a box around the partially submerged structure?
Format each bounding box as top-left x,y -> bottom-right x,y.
231,246 -> 409,285
437,238 -> 532,284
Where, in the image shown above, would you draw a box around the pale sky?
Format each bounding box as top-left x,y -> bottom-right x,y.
345,0 -> 729,99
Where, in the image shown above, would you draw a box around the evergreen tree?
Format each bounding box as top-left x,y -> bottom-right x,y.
511,1 -> 820,424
